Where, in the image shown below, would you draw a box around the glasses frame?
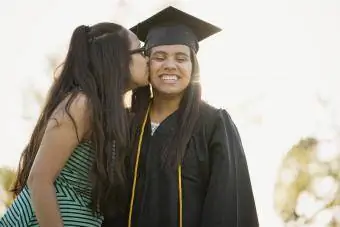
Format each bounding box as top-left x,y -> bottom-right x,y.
129,47 -> 146,56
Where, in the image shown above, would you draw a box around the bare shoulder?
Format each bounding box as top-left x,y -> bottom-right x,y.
48,92 -> 91,140
52,92 -> 90,120
69,92 -> 90,112
55,92 -> 89,113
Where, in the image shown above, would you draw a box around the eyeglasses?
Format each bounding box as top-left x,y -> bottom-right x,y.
129,47 -> 146,57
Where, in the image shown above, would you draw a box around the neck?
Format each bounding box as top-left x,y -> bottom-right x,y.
151,92 -> 183,123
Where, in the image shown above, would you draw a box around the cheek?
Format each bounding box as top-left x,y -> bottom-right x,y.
130,58 -> 140,79
149,62 -> 160,79
135,57 -> 146,72
182,63 -> 192,80
129,56 -> 136,68
149,74 -> 158,85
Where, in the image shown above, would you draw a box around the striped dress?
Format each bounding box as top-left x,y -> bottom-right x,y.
0,141 -> 104,227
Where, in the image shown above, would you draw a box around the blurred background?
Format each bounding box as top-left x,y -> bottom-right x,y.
0,0 -> 339,226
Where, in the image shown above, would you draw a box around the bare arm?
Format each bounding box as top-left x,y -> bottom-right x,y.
27,93 -> 90,227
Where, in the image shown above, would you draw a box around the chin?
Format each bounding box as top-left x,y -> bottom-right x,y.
155,88 -> 184,97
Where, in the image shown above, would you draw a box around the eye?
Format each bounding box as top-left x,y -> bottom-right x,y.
176,56 -> 188,62
152,55 -> 165,61
177,58 -> 186,62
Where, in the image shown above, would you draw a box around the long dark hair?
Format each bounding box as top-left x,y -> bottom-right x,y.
12,22 -> 132,217
131,49 -> 201,168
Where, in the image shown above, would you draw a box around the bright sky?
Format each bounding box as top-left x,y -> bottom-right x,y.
0,0 -> 339,226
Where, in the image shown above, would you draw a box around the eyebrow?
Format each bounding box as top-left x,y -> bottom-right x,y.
152,51 -> 190,57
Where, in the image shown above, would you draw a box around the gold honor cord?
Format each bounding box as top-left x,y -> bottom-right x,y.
128,103 -> 183,227
128,104 -> 151,227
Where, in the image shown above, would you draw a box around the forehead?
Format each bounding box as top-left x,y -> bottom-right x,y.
127,30 -> 140,45
150,44 -> 191,55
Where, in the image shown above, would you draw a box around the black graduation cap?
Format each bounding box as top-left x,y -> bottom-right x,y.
130,6 -> 222,53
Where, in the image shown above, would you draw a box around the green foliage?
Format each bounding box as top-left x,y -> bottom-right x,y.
274,137 -> 340,226
0,167 -> 16,208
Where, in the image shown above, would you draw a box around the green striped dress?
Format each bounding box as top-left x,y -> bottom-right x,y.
0,142 -> 104,227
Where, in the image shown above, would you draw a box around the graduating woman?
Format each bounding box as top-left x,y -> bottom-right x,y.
128,6 -> 259,227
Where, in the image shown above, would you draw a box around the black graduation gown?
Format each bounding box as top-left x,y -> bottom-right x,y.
130,102 -> 259,227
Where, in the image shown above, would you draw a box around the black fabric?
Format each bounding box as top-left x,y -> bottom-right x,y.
145,24 -> 199,53
129,102 -> 259,227
130,6 -> 222,53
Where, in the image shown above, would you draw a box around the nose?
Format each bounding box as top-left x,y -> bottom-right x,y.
163,58 -> 177,71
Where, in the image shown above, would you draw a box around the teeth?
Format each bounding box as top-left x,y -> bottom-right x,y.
161,75 -> 178,81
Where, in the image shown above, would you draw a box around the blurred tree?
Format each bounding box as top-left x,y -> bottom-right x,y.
0,167 -> 16,208
274,83 -> 340,227
274,137 -> 340,226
